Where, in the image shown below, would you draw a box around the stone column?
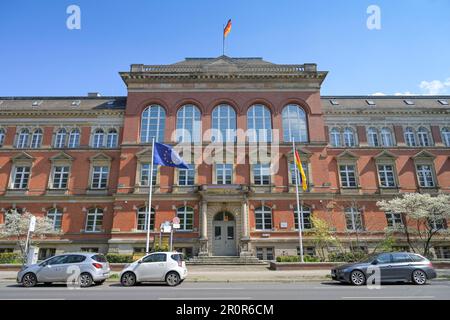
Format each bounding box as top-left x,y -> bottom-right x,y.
199,200 -> 209,256
240,198 -> 251,257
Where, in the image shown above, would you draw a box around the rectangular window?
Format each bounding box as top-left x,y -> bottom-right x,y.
298,246 -> 316,257
416,165 -> 435,187
80,248 -> 99,253
434,246 -> 450,259
253,163 -> 270,185
256,247 -> 274,260
216,164 -> 232,185
52,166 -> 69,189
378,164 -> 396,187
140,163 -> 157,186
38,248 -> 56,261
178,164 -> 195,186
385,212 -> 403,228
339,165 -> 357,188
289,162 -> 309,186
13,166 -> 31,189
345,208 -> 364,231
91,166 -> 109,189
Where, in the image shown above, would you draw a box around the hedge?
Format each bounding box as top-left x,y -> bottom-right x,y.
327,252 -> 368,263
0,253 -> 21,264
105,254 -> 134,263
276,255 -> 320,263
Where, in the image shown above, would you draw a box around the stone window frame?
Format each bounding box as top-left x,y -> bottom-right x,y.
403,125 -> 434,147
51,125 -> 81,149
363,125 -> 397,147
0,127 -> 6,147
374,150 -> 400,193
87,153 -> 112,193
411,151 -> 439,191
14,126 -> 40,149
89,126 -> 120,149
30,128 -> 44,149
173,151 -> 197,190
254,205 -> 274,231
285,148 -> 313,192
344,206 -> 365,232
440,126 -> 450,147
292,204 -> 313,231
135,205 -> 156,232
67,127 -> 81,148
328,126 -> 359,148
336,150 -> 360,192
140,104 -> 166,143
46,206 -> 64,231
134,148 -> 160,192
176,206 -> 195,231
8,152 -> 34,193
84,207 -> 105,233
211,149 -> 236,185
47,152 -> 74,192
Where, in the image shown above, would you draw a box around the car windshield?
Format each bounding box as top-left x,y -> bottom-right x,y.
92,254 -> 107,263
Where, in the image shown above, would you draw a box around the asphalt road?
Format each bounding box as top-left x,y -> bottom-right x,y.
0,281 -> 449,300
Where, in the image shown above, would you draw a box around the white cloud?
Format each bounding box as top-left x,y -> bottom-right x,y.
419,78 -> 450,95
394,92 -> 415,96
371,92 -> 386,96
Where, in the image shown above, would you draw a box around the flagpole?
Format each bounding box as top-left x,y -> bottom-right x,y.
222,24 -> 225,55
146,137 -> 155,254
292,138 -> 305,263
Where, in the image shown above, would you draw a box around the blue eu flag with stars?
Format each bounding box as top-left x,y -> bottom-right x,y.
153,142 -> 189,169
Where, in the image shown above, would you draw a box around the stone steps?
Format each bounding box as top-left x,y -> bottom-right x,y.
188,256 -> 266,265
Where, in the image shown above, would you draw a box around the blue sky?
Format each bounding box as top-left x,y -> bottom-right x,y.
0,0 -> 449,96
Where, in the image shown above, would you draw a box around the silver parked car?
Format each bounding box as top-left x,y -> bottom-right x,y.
331,252 -> 437,286
120,252 -> 187,287
17,253 -> 110,288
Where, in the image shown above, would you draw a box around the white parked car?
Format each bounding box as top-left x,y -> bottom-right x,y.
120,252 -> 187,286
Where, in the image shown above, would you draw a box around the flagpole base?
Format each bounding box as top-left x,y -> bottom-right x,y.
198,238 -> 209,256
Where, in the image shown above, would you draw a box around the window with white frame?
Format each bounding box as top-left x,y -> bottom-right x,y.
51,166 -> 69,189
176,206 -> 194,231
91,166 -> 109,189
12,166 -> 30,189
441,128 -> 450,147
377,164 -> 396,187
339,164 -> 357,188
380,127 -> 394,147
345,207 -> 364,231
416,164 -> 435,187
404,127 -> 416,146
367,127 -> 380,147
282,104 -> 308,142
93,129 -> 105,148
85,208 -> 103,232
417,127 -> 432,146
343,127 -> 356,147
140,163 -> 157,186
253,163 -> 271,185
294,206 -> 312,230
178,164 -> 195,186
0,129 -> 5,147
141,105 -> 166,143
30,129 -> 43,149
216,163 -> 232,184
54,128 -> 67,148
68,128 -> 80,148
136,206 -> 155,231
247,104 -> 272,143
176,105 -> 201,143
212,104 -> 236,142
47,208 -> 63,231
16,129 -> 30,148
385,212 -> 403,228
330,128 -> 341,147
428,215 -> 447,231
106,129 -> 118,148
255,206 -> 272,230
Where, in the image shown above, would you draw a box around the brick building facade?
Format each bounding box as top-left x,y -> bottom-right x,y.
0,56 -> 449,260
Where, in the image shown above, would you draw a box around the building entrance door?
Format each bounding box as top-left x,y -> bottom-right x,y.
212,212 -> 237,256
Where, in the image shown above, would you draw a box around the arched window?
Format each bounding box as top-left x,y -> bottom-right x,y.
343,128 -> 356,147
17,129 -> 30,148
417,127 -> 431,146
54,128 -> 67,148
211,104 -> 236,142
85,208 -> 103,232
106,129 -> 118,148
176,206 -> 194,231
47,208 -> 63,231
30,129 -> 43,149
294,206 -> 312,230
176,105 -> 201,143
255,206 -> 272,230
381,127 -> 394,147
0,129 -> 5,147
404,127 -> 416,146
141,105 -> 166,143
136,206 -> 155,231
282,104 -> 308,142
330,128 -> 341,147
367,127 -> 379,147
93,129 -> 105,148
247,104 -> 272,143
68,128 -> 80,148
442,128 -> 450,147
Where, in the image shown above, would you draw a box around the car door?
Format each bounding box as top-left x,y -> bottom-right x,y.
60,255 -> 87,282
374,253 -> 393,280
36,255 -> 69,282
137,253 -> 167,281
390,253 -> 413,280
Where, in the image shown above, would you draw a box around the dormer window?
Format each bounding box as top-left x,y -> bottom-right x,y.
366,100 -> 376,106
438,99 -> 449,106
404,100 -> 415,106
330,100 -> 339,106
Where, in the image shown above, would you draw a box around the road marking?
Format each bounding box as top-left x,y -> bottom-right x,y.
159,297 -> 252,300
342,296 -> 435,299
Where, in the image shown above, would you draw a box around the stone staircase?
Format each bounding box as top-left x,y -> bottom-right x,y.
188,256 -> 266,265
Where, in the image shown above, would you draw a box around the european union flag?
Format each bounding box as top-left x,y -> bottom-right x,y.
153,142 -> 189,169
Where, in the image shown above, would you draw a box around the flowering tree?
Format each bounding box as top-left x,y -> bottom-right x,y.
377,193 -> 450,257
0,209 -> 57,263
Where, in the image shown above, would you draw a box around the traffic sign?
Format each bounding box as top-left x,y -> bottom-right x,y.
172,216 -> 180,224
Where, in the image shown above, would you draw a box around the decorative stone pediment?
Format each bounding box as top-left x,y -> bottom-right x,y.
202,56 -> 240,72
50,152 -> 74,162
411,150 -> 436,160
89,152 -> 112,162
373,150 -> 398,160
11,152 -> 34,163
335,150 -> 359,160
136,147 -> 152,161
285,148 -> 313,159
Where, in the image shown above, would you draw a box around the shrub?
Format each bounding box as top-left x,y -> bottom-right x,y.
0,253 -> 21,264
328,251 -> 368,263
105,254 -> 134,263
276,255 -> 320,263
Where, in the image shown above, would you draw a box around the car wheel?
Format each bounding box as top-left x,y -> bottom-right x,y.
121,272 -> 137,287
22,273 -> 38,288
350,270 -> 366,286
166,272 -> 181,286
79,273 -> 93,288
412,270 -> 427,285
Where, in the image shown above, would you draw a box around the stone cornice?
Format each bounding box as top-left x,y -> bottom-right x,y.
0,110 -> 124,118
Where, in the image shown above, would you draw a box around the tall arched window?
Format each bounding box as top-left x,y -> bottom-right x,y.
343,127 -> 356,147
136,206 -> 155,231
247,105 -> 272,143
30,129 -> 43,149
442,127 -> 450,147
381,127 -> 394,147
17,129 -> 30,148
106,129 -> 118,148
282,104 -> 308,142
0,129 -> 5,147
211,104 -> 236,142
141,105 -> 166,143
330,128 -> 341,147
47,208 -> 63,231
367,127 -> 379,146
404,127 -> 416,146
176,105 -> 201,143
68,128 -> 80,148
417,127 -> 432,146
255,206 -> 272,230
54,128 -> 67,148
176,206 -> 194,231
93,129 -> 105,148
294,206 -> 312,230
85,208 -> 103,232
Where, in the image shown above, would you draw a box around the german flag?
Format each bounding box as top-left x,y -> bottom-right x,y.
223,19 -> 232,37
294,149 -> 308,191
